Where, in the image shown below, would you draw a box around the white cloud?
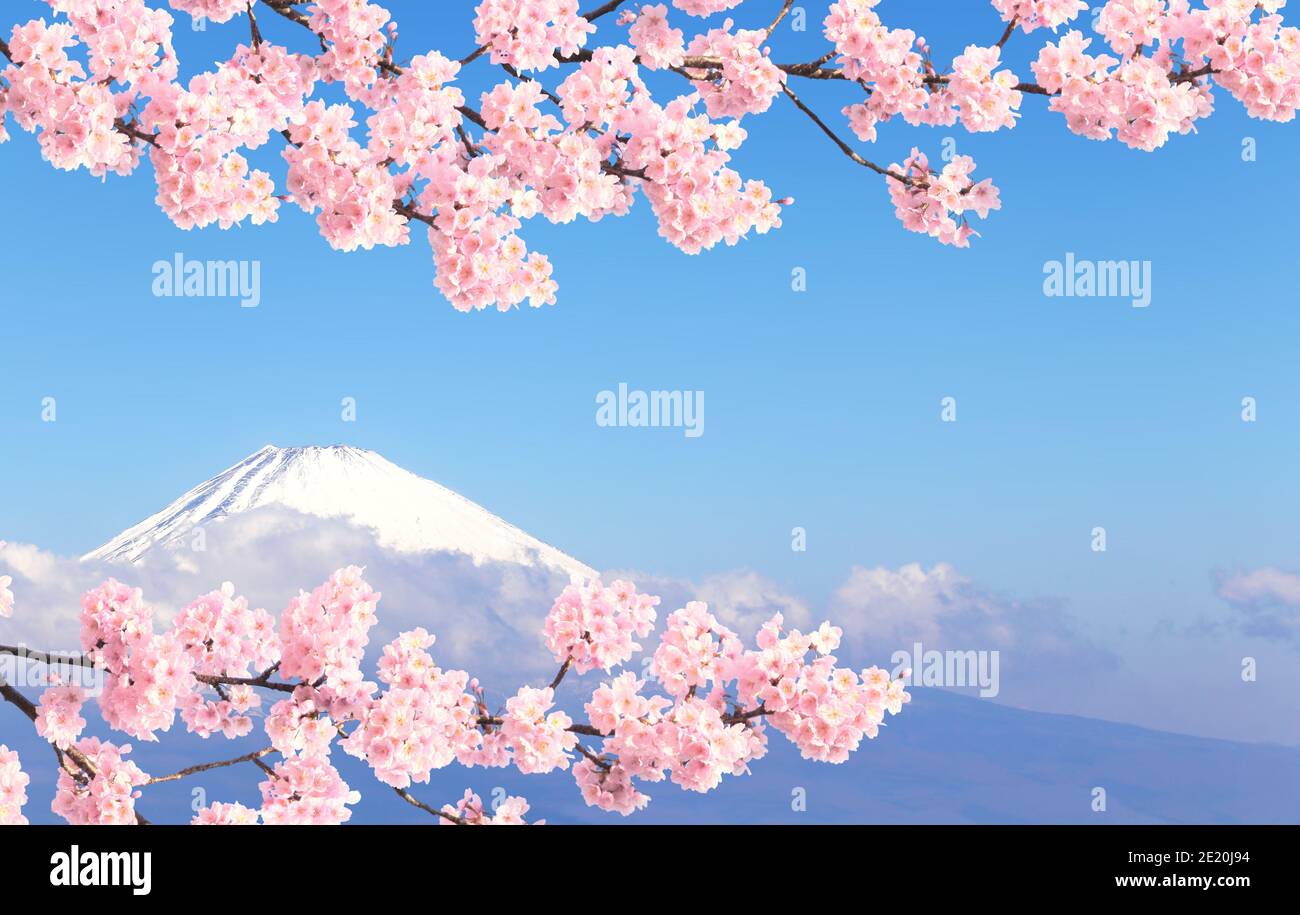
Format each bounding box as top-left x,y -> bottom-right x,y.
828,562 -> 1116,675
619,568 -> 813,637
1215,567 -> 1300,643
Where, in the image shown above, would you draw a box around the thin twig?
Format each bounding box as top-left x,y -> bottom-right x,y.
146,747 -> 275,785
780,84 -> 913,183
548,657 -> 573,691
394,787 -> 465,824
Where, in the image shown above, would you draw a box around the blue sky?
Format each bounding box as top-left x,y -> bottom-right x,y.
2,1 -> 1299,746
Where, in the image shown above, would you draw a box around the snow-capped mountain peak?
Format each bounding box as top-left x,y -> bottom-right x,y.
82,444 -> 595,578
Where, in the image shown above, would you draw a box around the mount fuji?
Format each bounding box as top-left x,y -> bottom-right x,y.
82,445 -> 595,579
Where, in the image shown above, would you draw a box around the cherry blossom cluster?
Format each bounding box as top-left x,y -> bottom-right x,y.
0,18 -> 144,174
992,0 -> 1090,33
35,683 -> 88,749
364,51 -> 464,168
673,0 -> 746,15
3,0 -> 1300,301
307,0 -> 392,97
1203,5 -> 1300,122
885,147 -> 1002,247
651,600 -> 741,698
566,605 -> 760,812
499,686 -> 578,774
170,0 -> 247,26
946,44 -> 1024,132
192,800 -> 260,824
544,577 -> 659,674
825,1 -> 1023,178
1032,30 -> 1212,150
571,602 -> 911,813
584,690 -> 765,810
439,788 -> 538,824
473,0 -> 596,72
283,100 -> 411,252
628,4 -> 685,70
0,564 -> 910,824
340,629 -> 483,788
79,579 -> 195,740
52,0 -> 177,85
0,745 -> 29,825
173,582 -> 278,739
731,615 -> 909,763
142,41 -> 314,229
257,753 -> 361,825
824,0 -> 930,131
602,79 -> 785,252
51,737 -> 148,825
266,686 -> 338,759
277,565 -> 381,713
684,23 -> 785,118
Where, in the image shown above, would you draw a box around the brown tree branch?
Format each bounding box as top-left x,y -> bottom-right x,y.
146,747 -> 275,785
780,84 -> 913,183
393,786 -> 465,824
548,656 -> 573,691
766,0 -> 796,39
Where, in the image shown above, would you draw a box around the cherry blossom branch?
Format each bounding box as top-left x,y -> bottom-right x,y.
548,656 -> 573,691
0,641 -> 767,771
779,84 -> 914,183
146,747 -> 275,785
995,18 -> 1019,50
574,742 -> 612,772
765,0 -> 796,39
393,786 -> 465,824
0,643 -> 96,669
0,672 -> 150,824
459,0 -> 629,67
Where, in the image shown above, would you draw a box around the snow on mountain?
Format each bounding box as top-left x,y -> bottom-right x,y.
82,445 -> 595,578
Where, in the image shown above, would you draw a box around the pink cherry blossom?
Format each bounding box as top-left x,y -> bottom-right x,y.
170,1 -> 248,27
629,4 -> 685,71
51,737 -> 149,825
473,0 -> 596,72
991,0 -> 1090,33
0,745 -> 29,825
0,563 -> 911,823
1,0 -> 1297,293
673,0 -> 745,15
439,788 -> 539,824
885,147 -> 1001,247
192,801 -> 260,825
500,685 -> 578,774
277,565 -> 380,711
35,683 -> 87,749
544,578 -> 658,674
684,23 -> 786,119
258,754 -> 360,825
79,578 -> 195,740
340,629 -> 484,788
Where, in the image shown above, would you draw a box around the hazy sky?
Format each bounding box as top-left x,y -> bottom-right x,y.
2,1 -> 1298,744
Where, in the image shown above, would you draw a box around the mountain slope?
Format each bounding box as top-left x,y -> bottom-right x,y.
82,445 -> 595,578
